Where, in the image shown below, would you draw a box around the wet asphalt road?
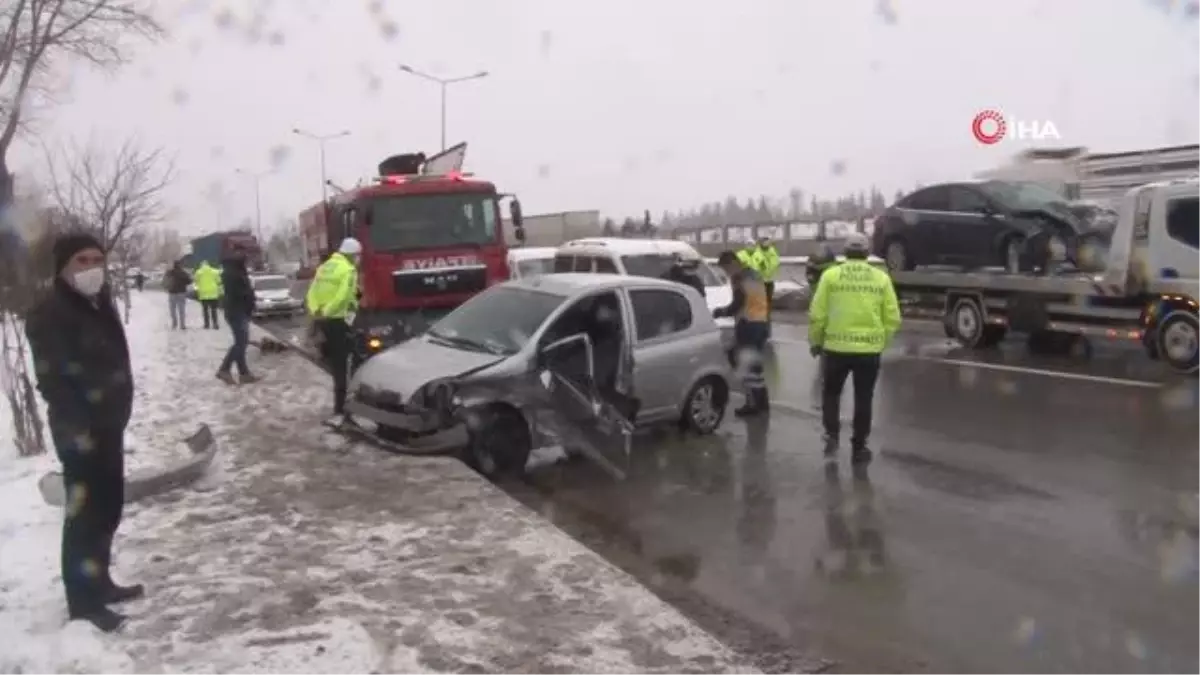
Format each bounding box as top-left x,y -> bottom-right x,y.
259,294 -> 1199,673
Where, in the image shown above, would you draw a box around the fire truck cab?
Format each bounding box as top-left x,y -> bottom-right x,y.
305,143 -> 526,354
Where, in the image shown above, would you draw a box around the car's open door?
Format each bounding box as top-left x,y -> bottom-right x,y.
458,332 -> 637,479
530,333 -> 638,478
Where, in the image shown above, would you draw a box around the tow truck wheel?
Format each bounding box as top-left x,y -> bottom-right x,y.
1157,311 -> 1199,374
949,297 -> 987,348
462,405 -> 532,478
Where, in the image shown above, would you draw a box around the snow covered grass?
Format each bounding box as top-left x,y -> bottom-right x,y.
1,292 -> 755,674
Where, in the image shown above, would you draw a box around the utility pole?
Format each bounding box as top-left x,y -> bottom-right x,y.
292,128 -> 352,202
398,64 -> 489,151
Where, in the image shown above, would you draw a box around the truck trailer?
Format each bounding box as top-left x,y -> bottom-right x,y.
186,230 -> 265,270
891,178 -> 1198,373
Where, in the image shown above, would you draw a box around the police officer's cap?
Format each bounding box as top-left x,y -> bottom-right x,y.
842,233 -> 869,254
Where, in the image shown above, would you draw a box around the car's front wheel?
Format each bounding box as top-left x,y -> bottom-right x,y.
462,404 -> 532,478
680,376 -> 728,434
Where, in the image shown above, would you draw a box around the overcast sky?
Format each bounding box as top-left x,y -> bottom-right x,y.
10,0 -> 1199,236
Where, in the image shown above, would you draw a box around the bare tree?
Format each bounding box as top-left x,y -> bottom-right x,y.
43,135 -> 173,250
0,0 -> 163,203
42,136 -> 173,322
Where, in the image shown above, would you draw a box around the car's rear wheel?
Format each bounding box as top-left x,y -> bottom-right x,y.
680,376 -> 727,434
884,238 -> 913,272
1003,234 -> 1027,273
462,404 -> 532,478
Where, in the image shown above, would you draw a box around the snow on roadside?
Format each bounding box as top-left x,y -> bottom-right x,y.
3,293 -> 755,673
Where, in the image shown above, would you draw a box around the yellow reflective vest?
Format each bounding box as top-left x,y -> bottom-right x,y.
305,253 -> 358,320
808,259 -> 901,354
193,263 -> 222,300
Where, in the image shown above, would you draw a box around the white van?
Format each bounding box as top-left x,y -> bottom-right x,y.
552,238 -> 735,334
507,246 -> 558,280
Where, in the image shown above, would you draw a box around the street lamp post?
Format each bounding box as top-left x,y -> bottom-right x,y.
235,168 -> 268,245
291,128 -> 352,203
398,64 -> 489,151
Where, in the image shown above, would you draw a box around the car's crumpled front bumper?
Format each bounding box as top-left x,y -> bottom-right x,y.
345,385 -> 469,454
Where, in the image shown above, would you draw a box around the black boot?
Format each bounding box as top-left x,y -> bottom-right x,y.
103,582 -> 145,605
734,392 -> 763,417
823,433 -> 839,458
851,444 -> 873,466
71,606 -> 127,633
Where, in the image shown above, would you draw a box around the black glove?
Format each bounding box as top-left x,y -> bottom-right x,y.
810,344 -> 823,358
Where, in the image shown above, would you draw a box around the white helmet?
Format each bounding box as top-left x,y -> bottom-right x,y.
338,238 -> 362,255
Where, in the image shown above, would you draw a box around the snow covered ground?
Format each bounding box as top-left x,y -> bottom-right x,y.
1,292 -> 756,673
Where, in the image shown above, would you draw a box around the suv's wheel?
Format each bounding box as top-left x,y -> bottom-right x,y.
681,376 -> 727,434
1157,311 -> 1199,374
1003,234 -> 1027,273
462,405 -> 532,478
884,238 -> 912,272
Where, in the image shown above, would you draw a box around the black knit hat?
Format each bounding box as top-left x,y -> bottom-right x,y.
52,232 -> 104,274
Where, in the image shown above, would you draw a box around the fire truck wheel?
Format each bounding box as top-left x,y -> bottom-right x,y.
1157,311 -> 1199,374
462,404 -> 532,478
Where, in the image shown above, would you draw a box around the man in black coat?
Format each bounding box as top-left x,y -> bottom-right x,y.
25,232 -> 144,633
216,254 -> 260,384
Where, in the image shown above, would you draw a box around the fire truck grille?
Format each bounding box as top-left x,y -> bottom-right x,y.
392,266 -> 489,297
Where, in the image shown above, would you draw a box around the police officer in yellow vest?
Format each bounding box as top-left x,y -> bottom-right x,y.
306,237 -> 362,425
807,233 -> 901,464
750,236 -> 781,312
714,250 -> 771,417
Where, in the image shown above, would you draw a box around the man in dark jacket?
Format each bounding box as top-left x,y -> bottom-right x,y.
25,232 -> 144,633
162,260 -> 191,329
216,254 -> 260,384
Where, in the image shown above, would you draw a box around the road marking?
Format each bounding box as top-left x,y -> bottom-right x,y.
908,355 -> 1163,388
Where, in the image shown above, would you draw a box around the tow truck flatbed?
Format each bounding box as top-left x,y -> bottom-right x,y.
892,267 -> 1115,298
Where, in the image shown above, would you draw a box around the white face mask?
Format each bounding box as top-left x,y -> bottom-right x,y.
71,267 -> 106,296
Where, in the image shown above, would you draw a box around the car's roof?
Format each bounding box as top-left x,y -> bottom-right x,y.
556,237 -> 703,258
503,272 -> 686,296
507,246 -> 557,261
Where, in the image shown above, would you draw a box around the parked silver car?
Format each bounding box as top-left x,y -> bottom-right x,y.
346,273 -> 732,478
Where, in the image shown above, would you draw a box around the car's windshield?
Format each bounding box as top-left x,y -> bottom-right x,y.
516,258 -> 555,278
252,277 -> 289,290
367,193 -> 498,251
981,181 -> 1074,216
427,286 -> 566,356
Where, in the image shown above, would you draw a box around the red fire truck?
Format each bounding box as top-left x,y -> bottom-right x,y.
298,143 -> 526,354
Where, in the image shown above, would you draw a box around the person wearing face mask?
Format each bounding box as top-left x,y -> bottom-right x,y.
305,237 -> 361,427
25,232 -> 143,633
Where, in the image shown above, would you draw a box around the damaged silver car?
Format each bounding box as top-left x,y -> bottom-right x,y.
344,273 -> 732,478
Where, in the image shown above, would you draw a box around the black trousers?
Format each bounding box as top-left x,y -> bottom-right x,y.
54,424 -> 125,615
821,352 -> 882,448
201,300 -> 220,328
317,319 -> 352,414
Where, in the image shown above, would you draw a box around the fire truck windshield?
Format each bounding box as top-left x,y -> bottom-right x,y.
367,193 -> 498,251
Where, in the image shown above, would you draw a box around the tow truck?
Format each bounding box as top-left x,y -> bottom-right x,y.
298,142 -> 526,356
887,178 -> 1198,373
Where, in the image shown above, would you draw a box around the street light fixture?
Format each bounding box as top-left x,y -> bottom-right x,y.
397,64 -> 489,151
291,128 -> 352,203
235,168 -> 270,245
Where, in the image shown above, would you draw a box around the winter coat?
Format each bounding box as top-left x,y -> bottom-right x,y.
25,278 -> 135,447
221,259 -> 256,318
